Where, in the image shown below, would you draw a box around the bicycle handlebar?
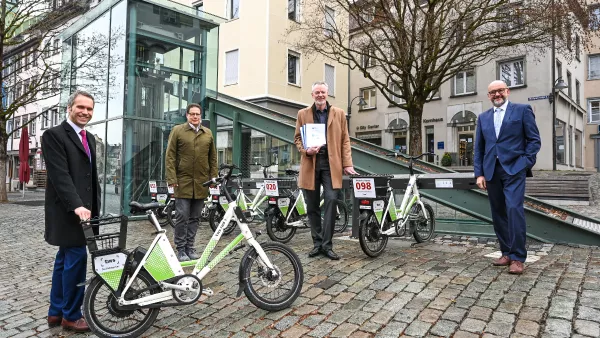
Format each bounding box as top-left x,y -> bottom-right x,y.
385,152 -> 433,160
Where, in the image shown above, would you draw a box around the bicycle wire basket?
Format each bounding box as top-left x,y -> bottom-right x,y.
82,215 -> 128,256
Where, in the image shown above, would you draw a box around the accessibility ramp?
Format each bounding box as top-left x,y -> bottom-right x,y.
207,93 -> 600,246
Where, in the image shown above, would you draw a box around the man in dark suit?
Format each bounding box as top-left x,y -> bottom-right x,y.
474,80 -> 541,275
41,90 -> 100,332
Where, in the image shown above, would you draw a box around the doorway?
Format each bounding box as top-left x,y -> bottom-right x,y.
458,133 -> 474,166
425,126 -> 434,162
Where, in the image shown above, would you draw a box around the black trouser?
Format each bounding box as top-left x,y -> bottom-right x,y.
174,198 -> 204,252
303,154 -> 340,251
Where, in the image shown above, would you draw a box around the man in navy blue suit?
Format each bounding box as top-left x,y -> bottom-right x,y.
474,80 -> 541,274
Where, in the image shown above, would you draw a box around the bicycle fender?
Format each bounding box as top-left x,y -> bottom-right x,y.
358,211 -> 370,221
236,246 -> 258,297
264,206 -> 279,216
208,203 -> 218,210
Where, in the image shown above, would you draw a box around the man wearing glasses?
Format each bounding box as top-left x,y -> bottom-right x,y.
166,103 -> 217,261
474,80 -> 541,274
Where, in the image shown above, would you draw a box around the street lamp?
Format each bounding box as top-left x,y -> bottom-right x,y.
347,95 -> 367,133
550,77 -> 569,170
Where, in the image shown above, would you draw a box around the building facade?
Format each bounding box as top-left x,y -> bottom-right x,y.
584,1 -> 600,172
350,51 -> 588,171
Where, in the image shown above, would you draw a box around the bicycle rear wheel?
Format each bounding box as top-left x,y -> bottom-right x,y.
266,212 -> 296,243
358,212 -> 388,257
83,271 -> 160,338
332,200 -> 349,233
239,242 -> 303,311
209,207 -> 236,235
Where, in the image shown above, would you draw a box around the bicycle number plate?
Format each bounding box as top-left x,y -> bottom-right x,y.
264,180 -> 279,196
209,186 -> 220,195
353,178 -> 376,198
167,186 -> 174,194
156,194 -> 168,204
256,182 -> 264,189
149,181 -> 157,193
219,196 -> 228,204
435,179 -> 453,188
94,252 -> 127,274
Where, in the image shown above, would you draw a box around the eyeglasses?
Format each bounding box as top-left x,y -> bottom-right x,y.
488,88 -> 508,95
187,113 -> 201,116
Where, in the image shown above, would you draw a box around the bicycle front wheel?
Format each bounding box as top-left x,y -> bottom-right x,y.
412,202 -> 435,243
83,271 -> 160,338
209,207 -> 236,235
239,242 -> 303,311
332,200 -> 349,233
166,202 -> 177,228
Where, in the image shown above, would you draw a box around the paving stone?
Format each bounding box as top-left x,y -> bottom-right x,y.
467,306 -> 492,321
329,323 -> 359,337
418,308 -> 443,323
440,306 -> 467,323
404,320 -> 431,336
301,315 -> 326,328
394,308 -> 420,323
347,311 -> 373,326
308,322 -> 337,338
574,319 -> 600,337
543,318 -> 572,337
429,319 -> 458,337
485,321 -> 514,337
514,320 -> 540,336
428,297 -> 453,311
275,316 -> 301,331
577,306 -> 600,322
519,306 -> 545,322
452,330 -> 480,338
460,318 -> 487,334
377,321 -> 407,337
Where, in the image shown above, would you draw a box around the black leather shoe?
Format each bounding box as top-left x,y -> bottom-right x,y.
308,247 -> 321,257
324,250 -> 340,260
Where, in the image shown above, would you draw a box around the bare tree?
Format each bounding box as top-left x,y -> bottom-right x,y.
287,0 -> 598,155
0,0 -> 124,202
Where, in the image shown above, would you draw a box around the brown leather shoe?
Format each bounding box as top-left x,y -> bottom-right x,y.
493,255 -> 511,266
47,316 -> 62,327
61,317 -> 90,332
509,261 -> 525,274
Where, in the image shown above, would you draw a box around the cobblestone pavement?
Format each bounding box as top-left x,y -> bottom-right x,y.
2,202 -> 600,338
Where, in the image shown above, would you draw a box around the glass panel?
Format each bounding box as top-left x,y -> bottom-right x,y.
555,119 -> 566,164
122,120 -> 174,211
590,100 -> 600,123
325,64 -> 335,95
225,50 -> 239,85
455,72 -> 464,94
466,70 -> 475,92
105,119 -> 123,215
72,12 -> 110,123
85,122 -> 107,215
108,0 -> 127,118
513,60 -> 524,86
181,75 -> 202,110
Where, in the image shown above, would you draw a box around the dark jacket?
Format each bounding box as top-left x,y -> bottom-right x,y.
165,123 -> 218,199
42,121 -> 101,247
474,102 -> 541,181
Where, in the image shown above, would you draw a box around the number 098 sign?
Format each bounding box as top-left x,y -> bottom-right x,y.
353,178 -> 376,198
264,180 -> 279,196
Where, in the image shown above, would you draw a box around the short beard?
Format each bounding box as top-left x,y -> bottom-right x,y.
492,98 -> 506,107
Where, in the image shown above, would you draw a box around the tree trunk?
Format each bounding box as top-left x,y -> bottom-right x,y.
0,135 -> 8,203
408,106 -> 424,156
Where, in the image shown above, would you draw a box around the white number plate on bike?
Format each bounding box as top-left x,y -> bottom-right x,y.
156,194 -> 167,204
353,178 -> 376,198
435,179 -> 453,188
209,186 -> 220,195
219,196 -> 228,204
148,181 -> 157,193
256,182 -> 264,189
167,186 -> 174,194
94,252 -> 127,274
264,180 -> 279,196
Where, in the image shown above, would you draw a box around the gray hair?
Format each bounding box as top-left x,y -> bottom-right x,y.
67,89 -> 95,108
311,81 -> 329,92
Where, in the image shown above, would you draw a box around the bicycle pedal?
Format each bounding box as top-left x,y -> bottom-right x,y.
202,287 -> 214,296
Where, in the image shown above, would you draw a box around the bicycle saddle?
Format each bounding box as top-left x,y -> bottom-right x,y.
285,169 -> 299,175
129,201 -> 161,212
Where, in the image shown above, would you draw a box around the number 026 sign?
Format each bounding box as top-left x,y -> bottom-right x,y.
264,180 -> 279,196
353,178 -> 376,198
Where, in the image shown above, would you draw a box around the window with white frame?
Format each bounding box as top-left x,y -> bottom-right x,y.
389,83 -> 404,104
499,58 -> 525,87
324,6 -> 335,37
225,49 -> 239,85
52,109 -> 59,126
14,116 -> 21,138
453,69 -> 476,95
590,6 -> 600,30
227,0 -> 240,19
287,51 -> 300,85
42,110 -> 50,129
6,120 -> 12,138
589,54 -> 600,79
360,87 -> 377,109
288,0 -> 300,21
325,64 -> 335,96
29,113 -> 36,136
589,99 -> 600,123
361,47 -> 376,68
